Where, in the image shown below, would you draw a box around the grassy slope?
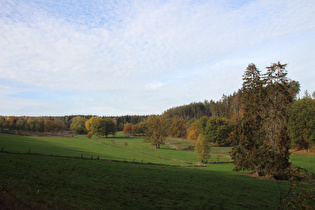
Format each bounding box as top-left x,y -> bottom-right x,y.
1,133 -> 314,209
0,133 -> 181,165
0,133 -> 231,165
0,153 -> 285,209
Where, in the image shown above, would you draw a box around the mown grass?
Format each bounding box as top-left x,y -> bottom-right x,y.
0,152 -> 287,209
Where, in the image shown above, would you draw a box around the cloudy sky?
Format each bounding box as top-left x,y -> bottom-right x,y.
1,0 -> 314,116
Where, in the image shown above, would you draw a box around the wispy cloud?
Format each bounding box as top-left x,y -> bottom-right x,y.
0,0 -> 314,116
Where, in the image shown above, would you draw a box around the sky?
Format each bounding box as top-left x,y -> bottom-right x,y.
0,0 -> 314,116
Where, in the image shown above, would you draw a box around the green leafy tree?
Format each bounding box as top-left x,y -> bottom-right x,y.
145,116 -> 167,149
194,134 -> 211,162
0,116 -> 6,132
8,116 -> 18,131
25,118 -> 36,132
132,122 -> 148,135
85,116 -> 106,137
16,118 -> 26,131
44,118 -> 65,132
70,116 -> 87,134
288,98 -> 315,150
104,118 -> 117,137
138,122 -> 148,135
35,118 -> 45,132
168,118 -> 186,138
205,116 -> 233,146
197,116 -> 209,134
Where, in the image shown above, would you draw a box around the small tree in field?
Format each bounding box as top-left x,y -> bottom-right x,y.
145,116 -> 167,149
194,134 -> 211,163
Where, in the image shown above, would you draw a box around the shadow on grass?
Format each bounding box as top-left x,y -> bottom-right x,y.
0,152 -> 286,210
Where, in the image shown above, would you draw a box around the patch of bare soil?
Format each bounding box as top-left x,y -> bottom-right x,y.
290,149 -> 315,156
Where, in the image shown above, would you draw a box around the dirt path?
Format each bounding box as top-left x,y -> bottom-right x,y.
291,149 -> 315,156
165,141 -> 180,150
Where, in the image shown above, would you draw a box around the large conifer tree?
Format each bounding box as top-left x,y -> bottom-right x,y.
231,62 -> 296,176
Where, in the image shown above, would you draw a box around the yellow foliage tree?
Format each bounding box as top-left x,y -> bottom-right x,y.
145,116 -> 167,149
186,121 -> 200,141
194,134 -> 211,162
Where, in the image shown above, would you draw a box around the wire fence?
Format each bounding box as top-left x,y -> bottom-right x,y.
0,147 -> 180,166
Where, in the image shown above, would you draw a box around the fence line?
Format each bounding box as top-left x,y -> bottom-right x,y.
0,149 -> 183,167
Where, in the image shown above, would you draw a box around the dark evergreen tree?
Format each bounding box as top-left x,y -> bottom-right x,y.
231,63 -> 266,175
231,62 -> 296,176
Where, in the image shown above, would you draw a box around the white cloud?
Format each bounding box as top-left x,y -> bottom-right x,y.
145,82 -> 164,90
0,0 -> 314,115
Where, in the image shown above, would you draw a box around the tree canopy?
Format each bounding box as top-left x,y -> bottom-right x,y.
288,97 -> 315,150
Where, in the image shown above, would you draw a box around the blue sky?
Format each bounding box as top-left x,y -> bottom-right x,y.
0,0 -> 314,116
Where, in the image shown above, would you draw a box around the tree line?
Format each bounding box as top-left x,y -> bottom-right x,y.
163,91 -> 242,120
0,115 -> 148,134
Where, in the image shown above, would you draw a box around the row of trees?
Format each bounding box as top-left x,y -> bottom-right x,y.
0,115 -> 149,134
0,116 -> 66,133
122,115 -> 234,149
163,92 -> 242,120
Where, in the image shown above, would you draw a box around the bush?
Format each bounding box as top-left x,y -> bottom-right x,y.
86,133 -> 93,139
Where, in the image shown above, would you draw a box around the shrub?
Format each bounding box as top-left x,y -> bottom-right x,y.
86,133 -> 93,139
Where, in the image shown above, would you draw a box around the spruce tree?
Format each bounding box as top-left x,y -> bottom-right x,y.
231,62 -> 296,176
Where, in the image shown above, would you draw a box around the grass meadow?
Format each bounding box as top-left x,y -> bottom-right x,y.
0,132 -> 314,209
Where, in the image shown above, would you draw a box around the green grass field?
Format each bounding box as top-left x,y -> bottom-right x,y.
0,133 -> 232,165
0,133 -> 314,209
